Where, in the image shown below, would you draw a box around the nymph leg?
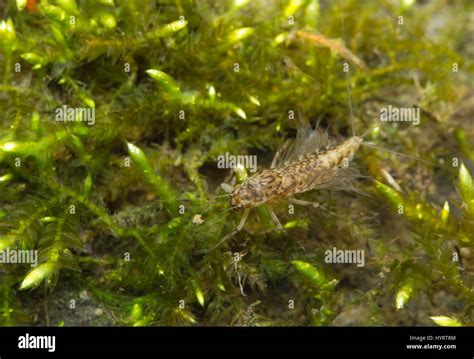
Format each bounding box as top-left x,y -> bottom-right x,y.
266,206 -> 283,230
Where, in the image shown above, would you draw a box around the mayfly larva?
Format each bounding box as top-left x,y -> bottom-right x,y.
230,134 -> 362,211
219,117 -> 434,243
220,123 -> 367,241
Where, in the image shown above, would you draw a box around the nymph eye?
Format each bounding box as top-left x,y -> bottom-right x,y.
247,179 -> 257,189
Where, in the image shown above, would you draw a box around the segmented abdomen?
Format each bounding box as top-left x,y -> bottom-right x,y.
257,136 -> 363,200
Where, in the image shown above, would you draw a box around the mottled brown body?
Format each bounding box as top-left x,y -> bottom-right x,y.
231,136 -> 363,209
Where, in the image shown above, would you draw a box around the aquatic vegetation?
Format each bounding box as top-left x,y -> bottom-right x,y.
0,0 -> 473,327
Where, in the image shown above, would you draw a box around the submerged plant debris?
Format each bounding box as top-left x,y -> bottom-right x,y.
0,0 -> 473,327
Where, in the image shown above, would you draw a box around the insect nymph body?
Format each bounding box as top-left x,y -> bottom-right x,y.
223,126 -> 364,235
231,136 -> 363,210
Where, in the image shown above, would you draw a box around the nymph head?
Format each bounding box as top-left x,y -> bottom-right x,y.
230,178 -> 266,210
